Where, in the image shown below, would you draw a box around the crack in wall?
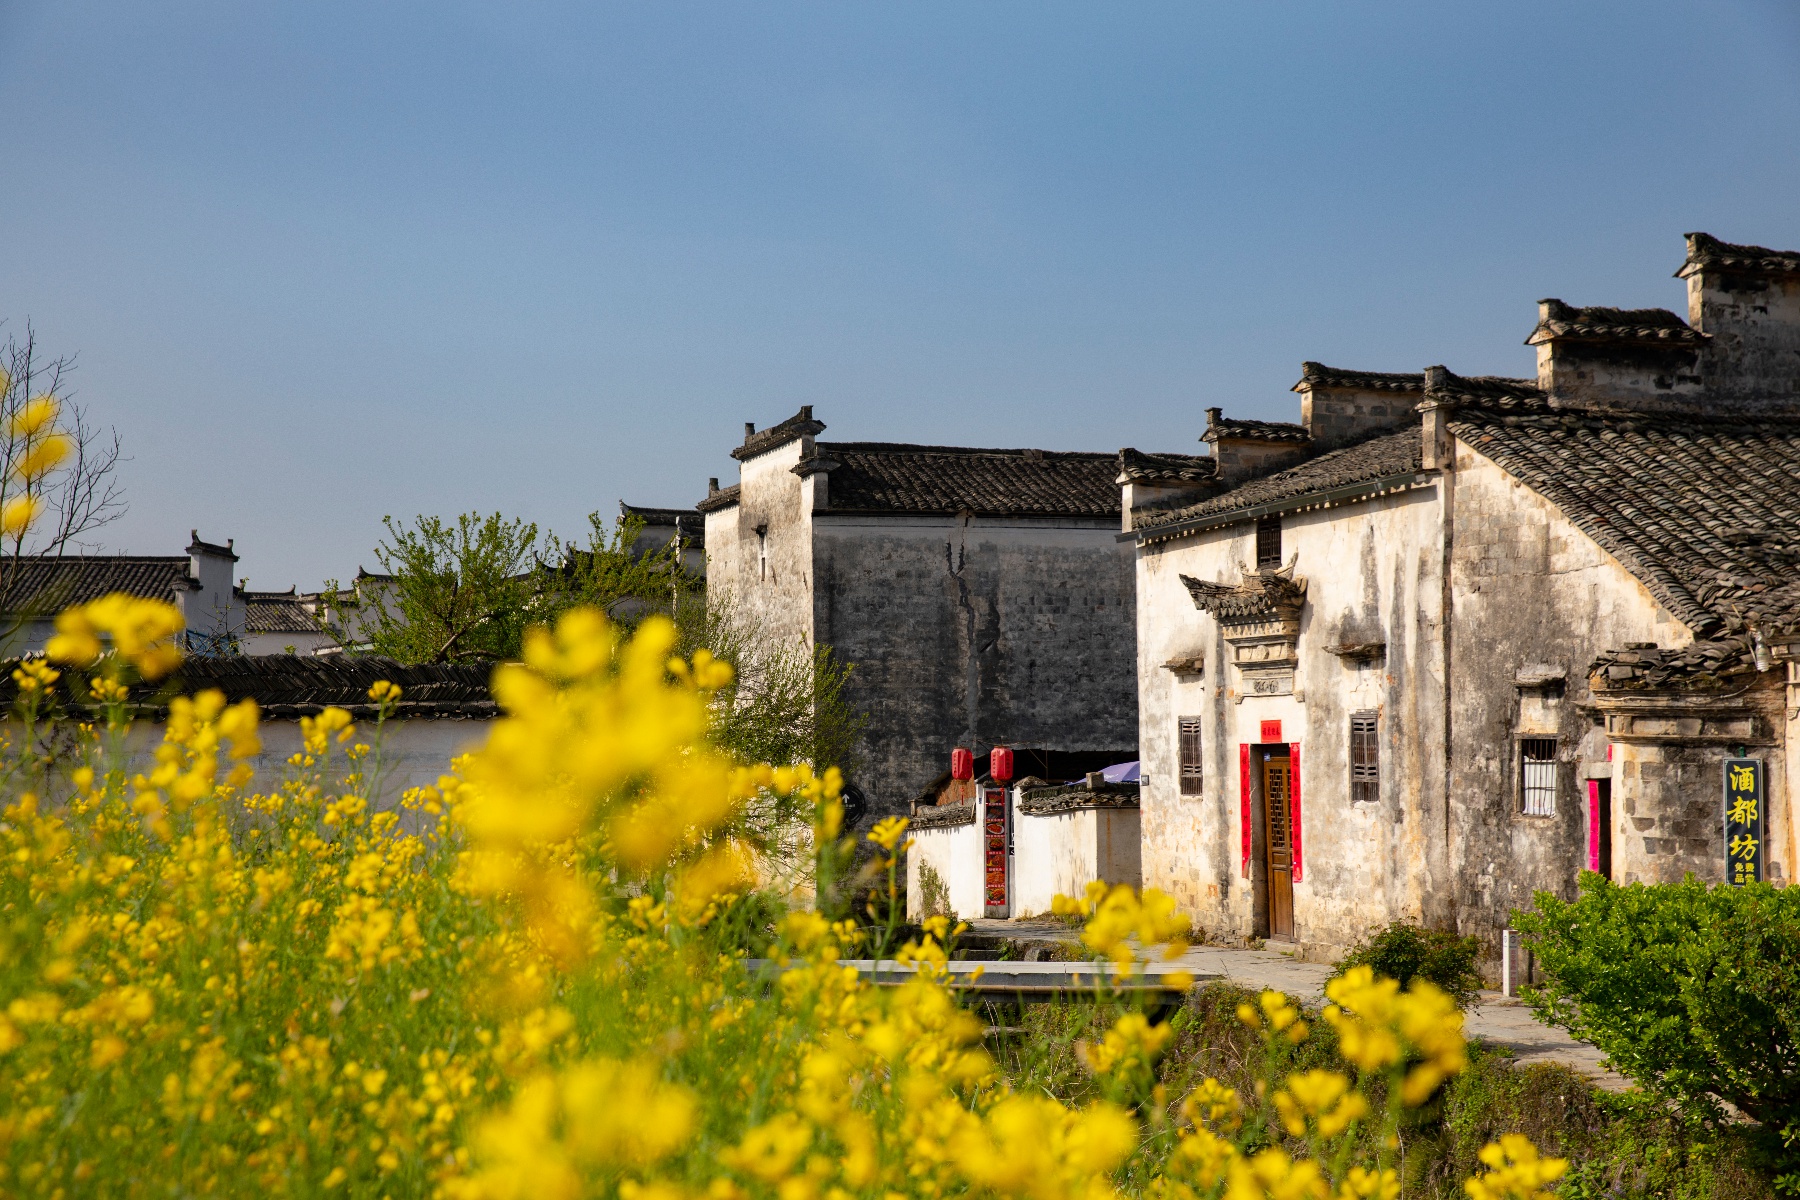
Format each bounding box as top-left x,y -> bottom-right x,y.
947,511 -> 980,751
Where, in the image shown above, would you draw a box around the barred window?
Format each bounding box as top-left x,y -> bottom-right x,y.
1349,711 -> 1378,804
1520,739 -> 1558,816
1255,515 -> 1283,568
1178,717 -> 1204,795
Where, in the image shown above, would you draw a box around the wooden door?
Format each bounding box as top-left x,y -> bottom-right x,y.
1262,752 -> 1295,939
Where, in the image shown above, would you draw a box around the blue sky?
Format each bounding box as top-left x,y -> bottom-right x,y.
2,1 -> 1798,590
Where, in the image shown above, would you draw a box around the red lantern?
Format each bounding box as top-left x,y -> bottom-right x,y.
950,747 -> 974,781
989,746 -> 1014,783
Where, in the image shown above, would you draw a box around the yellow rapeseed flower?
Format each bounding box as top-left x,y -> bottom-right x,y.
6,394 -> 58,439
12,432 -> 71,481
866,815 -> 910,852
1462,1135 -> 1568,1200
1,493 -> 41,537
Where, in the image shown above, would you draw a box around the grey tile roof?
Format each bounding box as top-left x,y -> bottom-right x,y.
1118,448 -> 1218,485
812,442 -> 1122,518
1450,405 -> 1800,637
1135,425 -> 1424,533
620,502 -> 705,543
910,800 -> 977,830
0,654 -> 497,718
241,590 -> 323,635
731,406 -> 826,462
1017,780 -> 1140,815
696,483 -> 741,513
1206,416 -> 1310,443
1589,635 -> 1761,691
1678,232 -> 1800,279
1293,363 -> 1424,393
0,556 -> 193,614
1525,300 -> 1706,347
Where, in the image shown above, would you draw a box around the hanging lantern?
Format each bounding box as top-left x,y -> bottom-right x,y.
950,747 -> 974,781
989,746 -> 1014,783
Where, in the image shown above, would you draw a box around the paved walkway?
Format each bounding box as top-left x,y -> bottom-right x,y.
965,919 -> 1628,1091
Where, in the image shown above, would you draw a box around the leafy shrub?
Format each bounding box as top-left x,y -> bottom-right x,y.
1332,920 -> 1484,1008
1515,874 -> 1800,1182
916,860 -> 957,922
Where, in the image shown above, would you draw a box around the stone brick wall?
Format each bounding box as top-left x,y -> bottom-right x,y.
813,514 -> 1136,816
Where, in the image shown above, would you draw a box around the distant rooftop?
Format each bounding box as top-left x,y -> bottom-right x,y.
1526,299 -> 1706,347
1292,363 -> 1424,394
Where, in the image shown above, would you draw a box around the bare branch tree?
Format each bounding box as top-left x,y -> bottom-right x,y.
0,323 -> 131,607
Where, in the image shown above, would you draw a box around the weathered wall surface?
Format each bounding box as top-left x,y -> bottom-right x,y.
1444,446 -> 1693,954
1011,805 -> 1141,918
1136,482 -> 1448,957
814,514 -> 1136,816
1598,681 -> 1791,887
906,815 -> 984,921
723,440 -> 816,648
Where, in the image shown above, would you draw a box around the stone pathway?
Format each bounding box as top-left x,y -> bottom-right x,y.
964,919 -> 1629,1091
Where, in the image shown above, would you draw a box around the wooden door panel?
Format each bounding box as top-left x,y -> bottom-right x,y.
1262,755 -> 1294,940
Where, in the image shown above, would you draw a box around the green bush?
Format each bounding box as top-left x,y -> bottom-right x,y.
1515,874 -> 1800,1185
1331,919 -> 1483,1007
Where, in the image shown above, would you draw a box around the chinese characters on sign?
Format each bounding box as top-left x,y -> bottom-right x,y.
1723,757 -> 1763,887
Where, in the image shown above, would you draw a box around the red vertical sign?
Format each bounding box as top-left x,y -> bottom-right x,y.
1288,742 -> 1303,883
982,787 -> 1009,916
1239,743 -> 1252,877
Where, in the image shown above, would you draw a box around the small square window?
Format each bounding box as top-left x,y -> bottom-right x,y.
1178,717 -> 1204,795
1255,516 -> 1283,568
1520,738 -> 1558,816
1349,711 -> 1378,804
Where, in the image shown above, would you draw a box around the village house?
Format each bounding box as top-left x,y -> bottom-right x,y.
0,532 -> 337,656
1126,233 -> 1800,969
620,501 -> 707,577
698,408 -> 1139,820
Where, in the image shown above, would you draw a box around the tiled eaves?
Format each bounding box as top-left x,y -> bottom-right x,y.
1293,363 -> 1424,394
1678,232 -> 1800,278
696,484 -> 741,513
1118,448 -> 1218,484
1525,301 -> 1706,348
1130,427 -> 1428,545
730,407 -> 826,462
1206,417 -> 1310,443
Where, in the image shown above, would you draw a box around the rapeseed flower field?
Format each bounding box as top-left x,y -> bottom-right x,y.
0,424 -> 1559,1198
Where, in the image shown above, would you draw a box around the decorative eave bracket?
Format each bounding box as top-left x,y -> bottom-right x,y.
1181,560 -> 1307,702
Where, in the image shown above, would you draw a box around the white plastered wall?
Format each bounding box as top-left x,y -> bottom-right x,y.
1011,806 -> 1142,918
906,818 -> 984,922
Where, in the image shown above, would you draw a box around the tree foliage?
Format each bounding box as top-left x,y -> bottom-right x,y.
362,510 -> 688,664
1515,874 -> 1800,1177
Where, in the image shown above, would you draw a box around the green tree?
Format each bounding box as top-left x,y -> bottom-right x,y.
360,510 -> 692,664
1515,874 -> 1800,1180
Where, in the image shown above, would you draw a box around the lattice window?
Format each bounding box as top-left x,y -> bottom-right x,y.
1350,711 -> 1378,804
1178,717 -> 1204,795
1520,738 -> 1558,816
1256,515 -> 1283,567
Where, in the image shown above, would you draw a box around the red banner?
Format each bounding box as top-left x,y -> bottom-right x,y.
1239,743 -> 1252,877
